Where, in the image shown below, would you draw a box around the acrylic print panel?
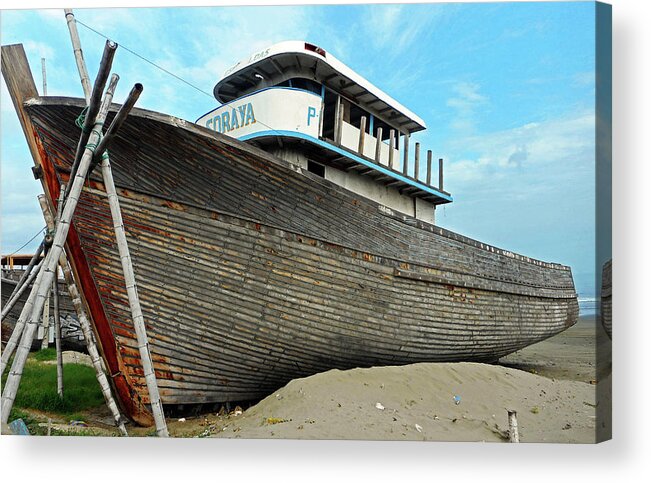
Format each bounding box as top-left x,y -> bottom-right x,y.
0,1 -> 611,443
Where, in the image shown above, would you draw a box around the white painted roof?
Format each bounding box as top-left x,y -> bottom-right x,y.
214,41 -> 427,133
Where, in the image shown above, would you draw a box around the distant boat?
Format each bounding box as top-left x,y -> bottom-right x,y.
601,259 -> 612,338
1,275 -> 86,353
2,42 -> 578,426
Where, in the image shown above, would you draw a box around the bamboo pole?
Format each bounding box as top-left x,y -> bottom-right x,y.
52,189 -> 65,397
358,116 -> 366,155
61,255 -> 129,436
53,276 -> 63,397
90,83 -> 143,172
40,291 -> 50,350
414,142 -> 420,180
388,129 -> 395,169
100,138 -> 169,437
63,18 -> 168,437
4,239 -> 44,308
508,410 -> 520,443
64,9 -> 91,104
0,259 -> 46,374
402,133 -> 410,175
426,150 -> 433,186
0,74 -> 119,425
38,195 -> 127,434
41,58 -> 47,96
374,127 -> 383,163
65,40 -> 117,201
1,257 -> 43,321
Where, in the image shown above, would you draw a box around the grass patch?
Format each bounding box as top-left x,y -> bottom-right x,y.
32,348 -> 57,362
2,358 -> 104,416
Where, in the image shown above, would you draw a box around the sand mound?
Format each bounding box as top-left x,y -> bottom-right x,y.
212,362 -> 598,443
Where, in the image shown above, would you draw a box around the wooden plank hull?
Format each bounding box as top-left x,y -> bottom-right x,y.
15,93 -> 578,423
601,259 -> 612,338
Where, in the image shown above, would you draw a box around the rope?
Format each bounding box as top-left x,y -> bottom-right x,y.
5,227 -> 46,257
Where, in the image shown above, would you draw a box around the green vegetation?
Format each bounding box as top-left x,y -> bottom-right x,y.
31,348 -> 57,362
2,351 -> 104,416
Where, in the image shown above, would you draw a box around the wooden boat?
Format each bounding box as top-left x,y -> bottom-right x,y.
2,42 -> 578,426
601,259 -> 612,338
1,276 -> 86,353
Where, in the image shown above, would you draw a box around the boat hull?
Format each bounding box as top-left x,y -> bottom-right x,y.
1,42 -> 577,424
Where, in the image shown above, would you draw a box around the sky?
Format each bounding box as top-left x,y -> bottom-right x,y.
0,2 -> 605,298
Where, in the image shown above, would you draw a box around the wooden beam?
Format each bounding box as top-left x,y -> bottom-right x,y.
358,115 -> 366,154
374,127 -> 383,163
402,133 -> 410,175
426,150 -> 433,186
414,142 -> 420,181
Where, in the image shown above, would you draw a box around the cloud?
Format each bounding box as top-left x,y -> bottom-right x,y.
446,81 -> 488,133
445,110 -> 595,190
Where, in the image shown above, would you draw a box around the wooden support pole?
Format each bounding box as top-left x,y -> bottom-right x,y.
90,83 -> 143,172
64,9 -> 92,103
65,40 -> 117,201
63,18 -> 168,436
53,276 -> 63,397
6,240 -> 44,302
374,127 -> 383,163
508,410 -> 520,443
62,255 -> 129,436
38,194 -> 127,434
100,141 -> 169,437
41,58 -> 47,96
358,116 -> 366,155
426,150 -> 433,186
1,257 -> 43,322
0,74 -> 119,425
402,133 -> 410,175
40,291 -> 50,349
414,142 -> 421,180
0,259 -> 46,374
336,101 -> 344,145
388,130 -> 395,169
439,158 -> 444,191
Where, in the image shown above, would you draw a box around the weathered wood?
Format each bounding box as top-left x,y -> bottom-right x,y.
508,410 -> 520,443
3,240 -> 44,308
601,259 -> 612,338
12,91 -> 579,422
336,100 -> 344,144
426,150 -> 433,186
0,74 -> 119,425
402,133 -> 410,175
374,127 -> 383,163
1,256 -> 43,321
388,129 -> 395,169
414,142 -> 420,180
64,9 -> 92,103
53,276 -> 63,397
0,45 -> 41,166
101,138 -> 169,437
38,194 -> 127,435
358,115 -> 366,154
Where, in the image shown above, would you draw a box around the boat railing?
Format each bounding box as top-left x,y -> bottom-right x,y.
334,114 -> 445,193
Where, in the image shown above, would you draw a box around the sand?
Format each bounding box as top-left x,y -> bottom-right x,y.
206,315 -> 611,443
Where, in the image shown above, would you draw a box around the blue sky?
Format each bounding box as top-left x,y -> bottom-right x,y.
1,2 -> 602,297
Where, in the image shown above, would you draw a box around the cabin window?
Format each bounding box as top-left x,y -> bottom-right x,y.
307,160 -> 326,177
289,78 -> 322,95
348,102 -> 371,134
321,89 -> 338,140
